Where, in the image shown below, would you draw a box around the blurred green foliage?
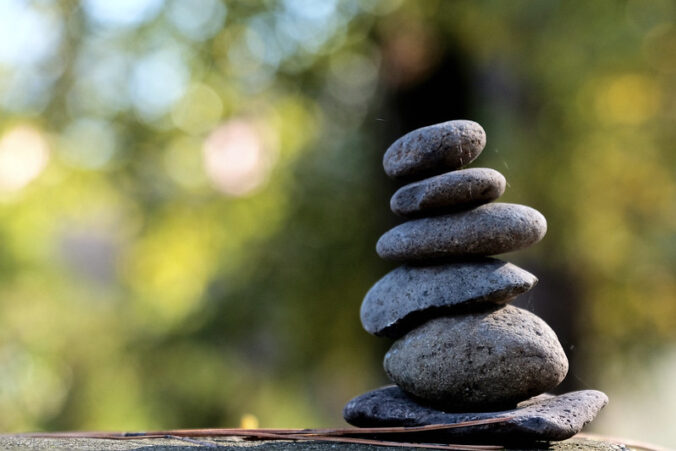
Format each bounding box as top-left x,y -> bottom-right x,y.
0,0 -> 674,442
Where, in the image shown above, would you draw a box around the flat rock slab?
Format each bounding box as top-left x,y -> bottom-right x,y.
343,386 -> 609,444
361,259 -> 537,338
383,120 -> 486,180
376,203 -> 547,261
390,168 -> 506,218
0,435 -> 630,450
384,305 -> 568,411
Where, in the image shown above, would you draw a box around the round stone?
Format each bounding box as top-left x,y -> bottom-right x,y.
376,203 -> 547,261
361,258 -> 537,338
383,120 -> 486,180
390,168 -> 506,218
343,385 -> 608,444
383,305 -> 569,411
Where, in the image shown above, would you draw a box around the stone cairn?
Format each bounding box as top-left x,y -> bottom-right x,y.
343,120 -> 607,444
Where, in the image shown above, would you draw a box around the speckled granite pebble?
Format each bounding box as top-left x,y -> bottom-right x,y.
361,259 -> 537,338
384,305 -> 568,411
376,203 -> 547,261
383,120 -> 486,180
343,385 -> 609,444
391,168 -> 506,217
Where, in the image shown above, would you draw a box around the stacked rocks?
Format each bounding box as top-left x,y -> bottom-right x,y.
344,120 -> 607,443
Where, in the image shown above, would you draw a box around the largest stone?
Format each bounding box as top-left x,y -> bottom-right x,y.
384,305 -> 568,412
360,258 -> 537,338
376,203 -> 547,261
343,385 -> 608,444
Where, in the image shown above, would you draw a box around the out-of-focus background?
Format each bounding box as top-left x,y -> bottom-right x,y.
0,0 -> 674,446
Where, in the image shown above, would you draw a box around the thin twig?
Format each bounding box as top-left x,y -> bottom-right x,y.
105,417 -> 514,439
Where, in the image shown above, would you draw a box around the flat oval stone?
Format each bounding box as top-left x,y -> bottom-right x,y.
343,385 -> 608,444
383,120 -> 486,180
376,203 -> 547,261
390,168 -> 506,218
384,305 -> 568,411
361,258 -> 537,338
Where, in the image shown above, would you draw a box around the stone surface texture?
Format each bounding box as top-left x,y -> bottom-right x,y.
361,259 -> 537,338
383,120 -> 486,180
384,305 -> 569,411
343,385 -> 609,444
390,168 -> 506,217
376,203 -> 547,261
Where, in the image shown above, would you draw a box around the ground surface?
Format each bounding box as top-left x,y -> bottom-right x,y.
0,435 -> 640,450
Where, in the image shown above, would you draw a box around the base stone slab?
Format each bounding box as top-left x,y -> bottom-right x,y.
343,386 -> 608,444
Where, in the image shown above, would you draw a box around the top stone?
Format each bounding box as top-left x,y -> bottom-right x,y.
383,120 -> 486,180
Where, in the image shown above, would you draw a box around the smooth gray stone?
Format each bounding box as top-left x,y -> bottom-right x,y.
383,120 -> 486,180
343,385 -> 609,444
384,305 -> 568,411
361,259 -> 537,338
391,168 -> 506,218
376,203 -> 547,261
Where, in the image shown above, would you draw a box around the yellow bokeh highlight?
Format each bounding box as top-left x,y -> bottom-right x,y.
122,212 -> 217,328
239,413 -> 259,429
594,74 -> 660,125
